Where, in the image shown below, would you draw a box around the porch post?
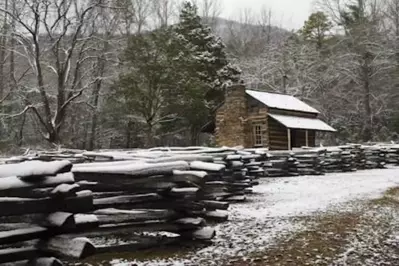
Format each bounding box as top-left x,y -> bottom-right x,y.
287,128 -> 291,150
305,130 -> 309,147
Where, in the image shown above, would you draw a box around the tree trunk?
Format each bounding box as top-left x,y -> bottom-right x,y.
362,52 -> 372,142
145,124 -> 155,148
125,121 -> 133,148
16,111 -> 26,147
88,38 -> 108,151
0,0 -> 8,99
190,126 -> 198,146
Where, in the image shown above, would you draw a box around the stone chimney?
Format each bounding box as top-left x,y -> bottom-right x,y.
215,83 -> 250,147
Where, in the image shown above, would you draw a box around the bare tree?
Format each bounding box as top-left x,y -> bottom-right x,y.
0,0 -> 104,144
87,4 -> 122,150
151,0 -> 177,28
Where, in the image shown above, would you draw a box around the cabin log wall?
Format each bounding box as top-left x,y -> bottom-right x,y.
268,117 -> 289,150
247,98 -> 269,148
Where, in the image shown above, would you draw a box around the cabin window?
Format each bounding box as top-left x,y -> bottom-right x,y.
253,124 -> 263,147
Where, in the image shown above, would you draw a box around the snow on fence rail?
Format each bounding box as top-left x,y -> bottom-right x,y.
0,148 -> 264,265
0,143 -> 397,264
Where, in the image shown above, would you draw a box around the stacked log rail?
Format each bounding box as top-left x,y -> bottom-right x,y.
72,160 -> 220,234
136,148 -> 263,202
0,160 -> 217,265
4,147 -> 262,205
290,149 -> 325,175
339,144 -> 387,169
248,150 -> 299,177
0,160 -> 96,265
378,144 -> 399,165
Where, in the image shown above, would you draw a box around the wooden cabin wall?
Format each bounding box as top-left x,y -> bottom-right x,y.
247,96 -> 269,148
268,117 -> 289,150
308,130 -> 316,147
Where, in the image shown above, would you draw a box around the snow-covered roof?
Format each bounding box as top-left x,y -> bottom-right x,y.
268,113 -> 336,132
246,90 -> 320,114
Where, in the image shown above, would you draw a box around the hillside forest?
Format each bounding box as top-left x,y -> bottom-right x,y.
0,0 -> 398,151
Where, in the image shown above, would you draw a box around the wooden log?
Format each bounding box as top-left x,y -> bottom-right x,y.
38,236 -> 95,259
73,161 -> 190,177
82,221 -> 186,235
203,210 -> 228,222
0,247 -> 39,263
189,161 -> 225,172
146,155 -> 214,163
201,200 -> 229,210
0,173 -> 75,197
73,214 -> 99,231
174,218 -> 205,229
27,257 -> 63,266
181,227 -> 215,240
42,212 -> 75,229
5,257 -> 65,266
50,184 -> 80,198
0,226 -> 48,245
168,187 -> 199,197
26,183 -> 80,199
94,208 -> 177,224
0,160 -> 72,179
0,192 -> 93,217
76,179 -> 177,193
93,193 -> 162,209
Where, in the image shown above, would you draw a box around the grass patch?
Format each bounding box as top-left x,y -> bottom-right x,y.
229,212 -> 362,266
371,186 -> 399,206
230,186 -> 399,266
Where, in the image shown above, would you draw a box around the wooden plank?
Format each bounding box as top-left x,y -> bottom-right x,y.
0,160 -> 72,179
93,193 -> 162,209
43,212 -> 75,229
0,192 -> 93,217
38,236 -> 95,259
73,161 -> 189,177
287,128 -> 291,150
201,200 -> 229,210
0,226 -> 48,245
93,209 -> 177,225
0,173 -> 75,197
27,257 -> 63,266
0,247 -> 39,263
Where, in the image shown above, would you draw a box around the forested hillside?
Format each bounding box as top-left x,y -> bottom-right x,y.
0,0 -> 398,151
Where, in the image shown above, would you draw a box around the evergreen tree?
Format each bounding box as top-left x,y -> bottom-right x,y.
113,28 -> 181,147
174,1 -> 241,98
299,12 -> 332,50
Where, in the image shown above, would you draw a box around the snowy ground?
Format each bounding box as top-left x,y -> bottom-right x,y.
99,167 -> 399,266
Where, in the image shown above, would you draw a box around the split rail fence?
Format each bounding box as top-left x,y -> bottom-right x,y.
0,143 -> 398,264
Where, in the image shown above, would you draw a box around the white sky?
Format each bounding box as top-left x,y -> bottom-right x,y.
219,0 -> 316,30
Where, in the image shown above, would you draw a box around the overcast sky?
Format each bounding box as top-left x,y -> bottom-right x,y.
219,0 -> 316,30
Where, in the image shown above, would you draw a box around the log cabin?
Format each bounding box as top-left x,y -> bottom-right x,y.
203,84 -> 336,150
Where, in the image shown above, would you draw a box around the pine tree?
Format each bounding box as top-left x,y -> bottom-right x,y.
299,12 -> 332,50
174,1 -> 240,93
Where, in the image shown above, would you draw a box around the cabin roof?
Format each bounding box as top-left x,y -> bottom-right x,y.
246,90 -> 320,114
268,113 -> 336,132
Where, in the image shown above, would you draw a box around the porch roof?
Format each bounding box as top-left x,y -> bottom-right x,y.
268,113 -> 336,132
